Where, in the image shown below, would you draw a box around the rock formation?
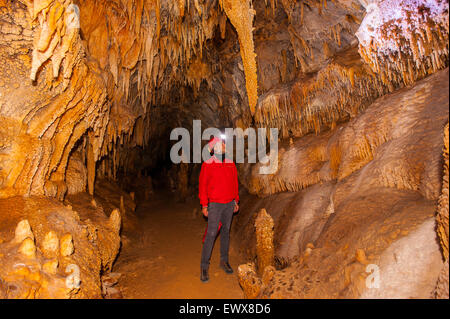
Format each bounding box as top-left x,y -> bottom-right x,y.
234,69 -> 449,298
435,123 -> 449,298
0,0 -> 448,299
0,196 -> 122,298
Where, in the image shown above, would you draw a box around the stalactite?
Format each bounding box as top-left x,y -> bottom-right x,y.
29,0 -> 79,81
253,47 -> 391,140
244,69 -> 448,198
356,0 -> 449,86
2,0 -> 220,195
220,0 -> 258,114
1,0 -> 447,201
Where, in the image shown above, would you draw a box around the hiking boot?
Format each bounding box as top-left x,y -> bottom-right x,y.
200,267 -> 209,283
220,261 -> 234,274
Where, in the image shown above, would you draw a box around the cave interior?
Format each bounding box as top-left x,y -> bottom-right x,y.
0,0 -> 448,299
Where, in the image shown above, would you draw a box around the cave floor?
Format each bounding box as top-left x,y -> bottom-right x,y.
113,191 -> 244,299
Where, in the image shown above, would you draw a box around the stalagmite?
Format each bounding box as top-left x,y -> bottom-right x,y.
19,238 -> 36,259
120,196 -> 125,214
355,248 -> 368,265
42,231 -> 59,258
60,233 -> 74,257
109,209 -> 122,233
43,259 -> 59,275
255,208 -> 275,277
237,263 -> 262,299
261,265 -> 276,286
14,220 -> 35,244
434,259 -> 449,298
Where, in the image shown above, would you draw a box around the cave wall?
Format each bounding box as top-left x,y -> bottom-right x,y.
230,0 -> 448,299
0,194 -> 123,298
1,1 -> 108,199
0,0 -> 225,198
434,122 -> 449,298
233,67 -> 449,299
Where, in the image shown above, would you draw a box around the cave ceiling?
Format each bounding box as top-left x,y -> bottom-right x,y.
0,0 -> 448,197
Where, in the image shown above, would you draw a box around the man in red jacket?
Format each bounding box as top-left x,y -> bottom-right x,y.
199,135 -> 239,282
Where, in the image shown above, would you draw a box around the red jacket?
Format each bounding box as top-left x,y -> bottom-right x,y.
199,155 -> 239,207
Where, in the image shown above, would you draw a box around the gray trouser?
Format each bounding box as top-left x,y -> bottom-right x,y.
201,201 -> 235,269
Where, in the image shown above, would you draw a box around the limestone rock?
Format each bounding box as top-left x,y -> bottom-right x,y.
357,0 -> 448,86
255,208 -> 274,276
233,71 -> 449,298
108,209 -> 122,234
237,263 -> 262,299
66,149 -> 88,195
434,259 -> 449,299
43,259 -> 59,275
14,220 -> 34,243
261,265 -> 276,286
60,234 -> 74,257
435,123 -> 449,298
1,195 -> 124,298
42,231 -> 59,257
120,196 -> 125,214
0,0 -> 448,301
437,123 -> 449,260
355,249 -> 368,265
18,238 -> 36,259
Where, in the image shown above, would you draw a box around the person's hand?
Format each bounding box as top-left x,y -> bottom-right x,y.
202,206 -> 208,217
233,203 -> 239,213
